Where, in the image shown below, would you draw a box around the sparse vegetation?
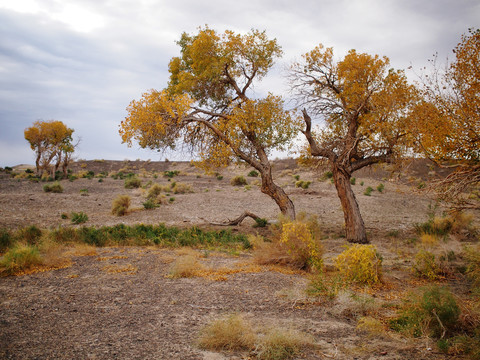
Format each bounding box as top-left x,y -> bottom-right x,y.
363,186 -> 374,196
111,195 -> 131,216
43,182 -> 63,193
295,180 -> 311,189
248,170 -> 259,177
230,175 -> 247,186
124,176 -> 142,189
71,212 -> 88,224
335,244 -> 382,285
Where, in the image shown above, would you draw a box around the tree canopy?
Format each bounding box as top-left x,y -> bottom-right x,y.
412,29 -> 480,208
120,28 -> 300,218
24,120 -> 75,177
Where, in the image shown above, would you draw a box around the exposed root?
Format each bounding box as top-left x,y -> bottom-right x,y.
208,211 -> 261,226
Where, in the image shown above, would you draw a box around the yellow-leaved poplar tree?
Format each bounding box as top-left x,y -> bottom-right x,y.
24,120 -> 75,177
120,28 -> 300,218
412,29 -> 480,209
289,45 -> 418,243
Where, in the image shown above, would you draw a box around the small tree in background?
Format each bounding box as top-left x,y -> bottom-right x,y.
24,120 -> 75,177
289,45 -> 417,243
120,27 -> 300,218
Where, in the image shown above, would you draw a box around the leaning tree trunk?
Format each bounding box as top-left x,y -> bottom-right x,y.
332,165 -> 368,244
259,167 -> 296,220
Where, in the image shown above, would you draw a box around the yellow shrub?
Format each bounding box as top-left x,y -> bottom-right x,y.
111,195 -> 131,216
356,316 -> 385,337
413,249 -> 441,280
420,233 -> 439,247
335,244 -> 382,285
280,221 -> 322,270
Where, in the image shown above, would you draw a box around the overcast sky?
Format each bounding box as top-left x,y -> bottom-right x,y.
0,0 -> 478,167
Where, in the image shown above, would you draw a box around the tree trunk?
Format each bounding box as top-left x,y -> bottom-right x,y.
259,167 -> 296,220
332,165 -> 368,244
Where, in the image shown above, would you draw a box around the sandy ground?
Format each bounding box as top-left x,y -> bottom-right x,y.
0,160 -> 476,359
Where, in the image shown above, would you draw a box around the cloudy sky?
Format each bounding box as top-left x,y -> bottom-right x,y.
0,0 -> 478,167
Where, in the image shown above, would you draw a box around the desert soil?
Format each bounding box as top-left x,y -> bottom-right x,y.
0,159 -> 476,359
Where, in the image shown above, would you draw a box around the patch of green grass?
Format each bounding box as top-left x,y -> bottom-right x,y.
124,177 -> 142,189
163,170 -> 179,178
71,212 -> 88,224
17,225 -> 43,245
43,182 -> 63,193
0,244 -> 43,276
376,183 -> 385,193
364,186 -> 374,196
248,170 -> 259,177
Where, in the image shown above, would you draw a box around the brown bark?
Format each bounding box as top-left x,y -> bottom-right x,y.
209,211 -> 261,226
259,166 -> 296,220
332,166 -> 368,244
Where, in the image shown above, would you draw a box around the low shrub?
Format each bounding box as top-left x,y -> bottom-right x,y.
335,244 -> 382,285
124,177 -> 141,189
390,285 -> 460,339
17,225 -> 43,245
79,189 -> 89,196
413,249 -> 441,280
111,195 -> 131,216
322,171 -> 333,180
465,244 -> 480,293
0,228 -> 13,252
169,255 -> 205,278
376,183 -> 385,193
71,212 -> 88,224
43,182 -> 63,193
356,316 -> 385,337
364,186 -> 374,196
295,180 -> 311,189
171,182 -> 193,194
253,218 -> 268,228
254,216 -> 322,271
256,328 -> 314,360
350,177 -> 356,185
0,244 -> 43,276
248,170 -> 259,177
197,314 -> 256,351
230,176 -> 247,186
163,170 -> 179,178
216,175 -> 223,180
143,199 -> 156,209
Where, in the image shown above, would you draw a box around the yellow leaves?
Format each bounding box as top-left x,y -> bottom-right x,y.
120,89 -> 193,149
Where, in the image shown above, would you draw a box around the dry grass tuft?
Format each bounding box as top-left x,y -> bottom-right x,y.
197,314 -> 256,351
111,195 -> 131,216
356,316 -> 385,337
168,255 -> 206,278
256,328 -> 315,360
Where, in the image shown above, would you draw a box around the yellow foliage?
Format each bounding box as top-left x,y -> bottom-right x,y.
335,244 -> 382,285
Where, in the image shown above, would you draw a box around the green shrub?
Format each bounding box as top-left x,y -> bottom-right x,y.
335,244 -> 382,285
390,285 -> 460,339
143,199 -> 156,209
364,186 -> 374,196
124,177 -> 141,189
248,170 -> 259,177
350,177 -> 356,185
163,170 -> 179,178
0,244 -> 43,276
253,218 -> 268,228
80,188 -> 89,196
0,228 -> 13,252
111,195 -> 131,216
376,183 -> 385,193
360,181 -> 364,186
17,225 -> 43,245
295,180 -> 311,189
322,171 -> 333,180
71,212 -> 88,224
43,182 -> 63,193
231,175 -> 247,186
216,175 -> 223,180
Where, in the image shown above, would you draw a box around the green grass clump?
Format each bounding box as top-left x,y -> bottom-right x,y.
17,225 -> 43,245
350,177 -> 356,185
256,328 -> 314,360
390,285 -> 460,339
143,199 -> 156,209
0,228 -> 13,252
376,183 -> 385,193
111,195 -> 131,216
364,186 -> 374,196
231,175 -> 247,186
124,177 -> 142,189
43,182 -> 63,193
253,218 -> 268,228
71,212 -> 88,224
295,180 -> 311,189
248,170 -> 259,177
163,170 -> 179,178
0,244 -> 43,276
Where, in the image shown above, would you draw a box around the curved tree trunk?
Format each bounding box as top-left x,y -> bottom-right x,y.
332,165 -> 368,244
259,167 -> 296,220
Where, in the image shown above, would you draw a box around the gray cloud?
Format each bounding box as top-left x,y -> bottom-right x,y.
0,0 -> 478,166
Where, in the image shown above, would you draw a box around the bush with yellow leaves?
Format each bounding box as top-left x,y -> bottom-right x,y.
335,244 -> 382,285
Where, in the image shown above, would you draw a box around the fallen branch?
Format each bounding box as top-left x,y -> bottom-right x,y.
208,211 -> 261,226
